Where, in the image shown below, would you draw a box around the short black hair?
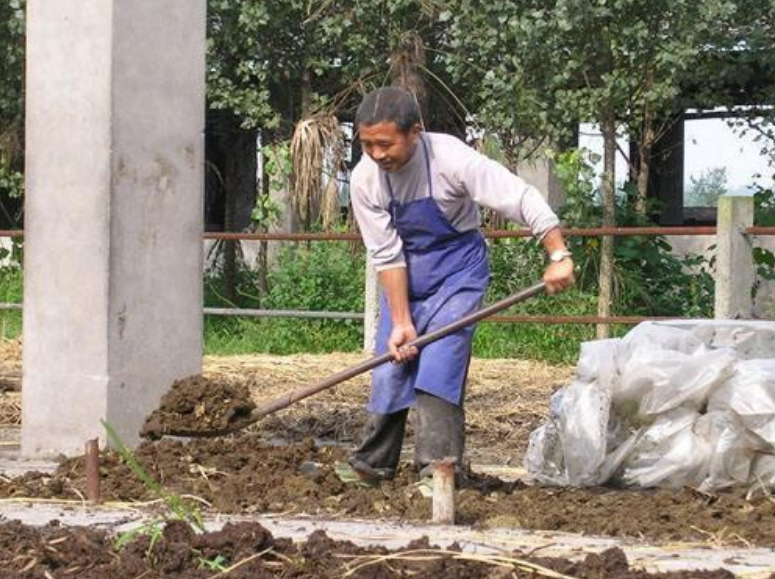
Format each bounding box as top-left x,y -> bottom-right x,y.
355,87 -> 422,133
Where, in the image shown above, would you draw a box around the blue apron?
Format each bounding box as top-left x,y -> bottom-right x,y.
370,136 -> 490,414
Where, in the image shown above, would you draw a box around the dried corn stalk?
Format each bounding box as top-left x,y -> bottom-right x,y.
290,113 -> 346,230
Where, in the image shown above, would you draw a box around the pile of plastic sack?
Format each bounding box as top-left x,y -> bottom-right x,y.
525,320 -> 775,491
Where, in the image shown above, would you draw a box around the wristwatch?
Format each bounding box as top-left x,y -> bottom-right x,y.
549,249 -> 573,263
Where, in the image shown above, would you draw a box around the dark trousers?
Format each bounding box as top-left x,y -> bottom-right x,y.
349,390 -> 465,479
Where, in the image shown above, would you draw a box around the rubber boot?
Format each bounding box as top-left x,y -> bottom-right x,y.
414,390 -> 466,480
348,408 -> 409,482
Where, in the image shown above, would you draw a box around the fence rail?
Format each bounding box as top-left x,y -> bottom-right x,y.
1,213 -> 773,329
0,301 -> 691,325
2,226 -> 775,241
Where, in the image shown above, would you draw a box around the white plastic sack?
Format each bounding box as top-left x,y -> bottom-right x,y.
698,411 -> 763,492
619,323 -> 705,362
558,380 -> 610,486
524,390 -> 567,485
749,453 -> 775,488
638,347 -> 736,415
709,359 -> 775,445
709,359 -> 775,416
621,408 -> 712,488
688,322 -> 775,359
614,324 -> 711,409
575,339 -> 620,393
597,429 -> 642,485
614,347 -> 689,408
527,321 -> 775,491
524,424 -> 565,485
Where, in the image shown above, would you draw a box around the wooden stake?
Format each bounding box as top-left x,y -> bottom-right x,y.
85,439 -> 100,504
432,457 -> 456,525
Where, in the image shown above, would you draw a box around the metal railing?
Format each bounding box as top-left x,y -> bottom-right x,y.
1,215 -> 774,325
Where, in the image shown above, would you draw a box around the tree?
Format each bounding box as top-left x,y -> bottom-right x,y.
442,0 -> 773,336
685,167 -> 728,208
0,0 -> 25,227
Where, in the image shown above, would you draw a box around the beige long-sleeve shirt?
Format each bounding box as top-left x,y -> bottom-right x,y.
350,132 -> 560,270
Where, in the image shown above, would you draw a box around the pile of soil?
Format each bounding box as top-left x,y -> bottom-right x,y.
141,375 -> 256,439
134,354 -> 570,463
2,437 -> 775,547
0,518 -> 735,578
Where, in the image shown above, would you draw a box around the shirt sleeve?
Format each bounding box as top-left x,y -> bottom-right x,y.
452,141 -> 560,239
350,168 -> 407,271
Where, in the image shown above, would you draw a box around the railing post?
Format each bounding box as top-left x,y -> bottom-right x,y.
714,195 -> 754,319
363,256 -> 380,353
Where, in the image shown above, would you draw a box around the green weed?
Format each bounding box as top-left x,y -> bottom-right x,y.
102,421 -> 205,532
197,554 -> 229,571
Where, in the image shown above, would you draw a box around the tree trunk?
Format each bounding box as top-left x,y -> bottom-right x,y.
257,160 -> 270,301
635,123 -> 655,216
597,114 -> 617,339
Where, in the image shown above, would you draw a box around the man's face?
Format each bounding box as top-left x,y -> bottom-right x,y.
358,121 -> 422,172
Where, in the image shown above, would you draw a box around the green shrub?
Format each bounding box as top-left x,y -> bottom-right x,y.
553,149 -> 715,319
0,265 -> 22,340
203,241 -> 365,355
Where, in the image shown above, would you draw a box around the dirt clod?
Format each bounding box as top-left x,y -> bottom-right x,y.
140,375 -> 256,439
2,437 -> 775,548
0,520 -> 737,578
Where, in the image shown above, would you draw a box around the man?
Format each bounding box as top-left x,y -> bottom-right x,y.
347,86 -> 574,482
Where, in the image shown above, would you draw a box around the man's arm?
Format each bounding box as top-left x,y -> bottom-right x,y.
447,138 -> 574,294
378,267 -> 419,362
540,227 -> 575,294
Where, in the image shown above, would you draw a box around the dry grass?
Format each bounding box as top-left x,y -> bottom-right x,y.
204,352 -> 573,461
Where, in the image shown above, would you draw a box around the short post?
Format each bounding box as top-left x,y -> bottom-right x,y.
85,439 -> 100,504
714,195 -> 754,319
432,457 -> 456,525
363,256 -> 380,354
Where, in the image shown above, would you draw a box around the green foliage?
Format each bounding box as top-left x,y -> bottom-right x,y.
753,179 -> 775,282
442,0 -> 748,160
252,142 -> 289,231
0,264 -> 21,340
205,0 -> 448,133
480,236 -> 599,363
0,0 -> 25,204
204,241 -> 366,355
685,167 -> 728,208
197,554 -> 229,571
0,165 -> 23,199
0,0 -> 24,129
114,522 -> 164,557
553,149 -> 715,318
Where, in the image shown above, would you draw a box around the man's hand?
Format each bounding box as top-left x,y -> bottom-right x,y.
387,323 -> 419,363
543,258 -> 575,295
540,227 -> 575,295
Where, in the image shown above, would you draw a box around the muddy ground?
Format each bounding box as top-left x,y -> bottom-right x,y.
0,518 -> 737,578
2,437 -> 775,549
0,348 -> 774,576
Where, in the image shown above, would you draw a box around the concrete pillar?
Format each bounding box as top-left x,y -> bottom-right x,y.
714,195 -> 754,319
22,0 -> 206,457
363,257 -> 380,353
